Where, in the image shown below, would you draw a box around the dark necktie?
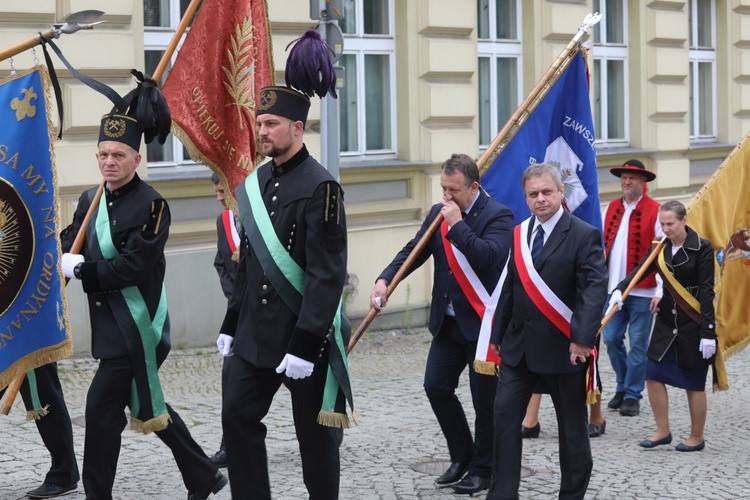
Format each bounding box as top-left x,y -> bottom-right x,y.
531,226 -> 544,262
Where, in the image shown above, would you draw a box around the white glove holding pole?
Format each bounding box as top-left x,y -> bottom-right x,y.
605,290 -> 623,315
216,333 -> 234,357
61,253 -> 84,279
275,353 -> 314,379
699,338 -> 716,359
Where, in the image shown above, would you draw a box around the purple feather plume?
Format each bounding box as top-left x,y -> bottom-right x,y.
285,29 -> 337,99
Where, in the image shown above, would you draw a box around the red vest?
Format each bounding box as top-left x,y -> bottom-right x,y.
603,195 -> 660,289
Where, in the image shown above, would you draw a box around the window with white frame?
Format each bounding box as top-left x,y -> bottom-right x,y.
143,0 -> 197,167
592,0 -> 628,146
477,0 -> 522,148
688,0 -> 716,140
338,0 -> 396,159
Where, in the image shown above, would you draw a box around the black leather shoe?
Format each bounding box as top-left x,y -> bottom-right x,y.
210,449 -> 227,468
676,440 -> 705,452
607,392 -> 625,409
639,433 -> 672,448
619,398 -> 640,416
452,474 -> 491,495
26,482 -> 77,498
187,471 -> 228,500
521,422 -> 540,439
588,420 -> 606,438
435,461 -> 469,487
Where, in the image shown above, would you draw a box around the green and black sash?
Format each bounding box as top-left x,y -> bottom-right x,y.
236,169 -> 355,428
23,369 -> 49,420
86,190 -> 171,433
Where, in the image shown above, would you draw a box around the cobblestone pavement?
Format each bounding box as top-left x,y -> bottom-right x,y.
3,327 -> 750,499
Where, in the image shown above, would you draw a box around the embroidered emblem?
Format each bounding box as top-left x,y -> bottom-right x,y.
10,86 -> 37,121
258,89 -> 277,111
102,117 -> 127,138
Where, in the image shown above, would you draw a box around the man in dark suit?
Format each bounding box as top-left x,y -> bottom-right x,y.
487,162 -> 607,500
208,173 -> 240,468
371,153 -> 514,495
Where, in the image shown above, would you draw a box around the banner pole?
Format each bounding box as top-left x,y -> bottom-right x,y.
347,13 -> 602,354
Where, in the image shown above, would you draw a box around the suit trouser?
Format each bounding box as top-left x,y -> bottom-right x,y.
488,357 -> 592,500
223,350 -> 342,500
2,363 -> 80,487
216,355 -> 232,452
82,356 -> 218,500
423,316 -> 497,478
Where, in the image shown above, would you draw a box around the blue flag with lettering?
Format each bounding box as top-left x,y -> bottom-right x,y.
482,51 -> 602,230
0,67 -> 72,391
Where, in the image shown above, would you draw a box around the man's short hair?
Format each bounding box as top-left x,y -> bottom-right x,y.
211,172 -> 221,185
441,153 -> 480,188
522,162 -> 563,190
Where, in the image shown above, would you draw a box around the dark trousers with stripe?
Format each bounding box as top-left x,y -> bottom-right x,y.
82,357 -> 218,499
2,363 -> 80,487
223,349 -> 342,500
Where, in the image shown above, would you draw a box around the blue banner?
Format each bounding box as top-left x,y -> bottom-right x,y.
0,66 -> 72,391
482,51 -> 602,231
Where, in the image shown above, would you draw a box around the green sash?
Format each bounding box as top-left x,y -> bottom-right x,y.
88,190 -> 171,433
237,169 -> 355,428
24,369 -> 49,420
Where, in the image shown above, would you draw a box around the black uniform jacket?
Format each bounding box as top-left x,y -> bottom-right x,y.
220,147 -> 347,368
490,210 -> 608,374
60,174 -> 170,360
378,189 -> 514,341
617,226 -> 716,369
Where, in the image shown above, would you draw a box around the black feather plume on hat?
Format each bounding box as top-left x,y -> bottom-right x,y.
285,29 -> 337,99
118,69 -> 172,145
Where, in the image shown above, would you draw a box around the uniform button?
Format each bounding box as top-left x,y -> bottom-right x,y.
275,182 -> 280,187
95,301 -> 102,307
709,324 -> 714,329
262,299 -> 268,305
270,211 -> 275,217
108,202 -> 113,207
262,284 -> 268,291
288,239 -> 292,244
443,293 -> 447,298
448,270 -> 452,275
673,329 -> 678,334
272,196 -> 277,202
672,309 -> 677,315
287,245 -> 291,250
292,224 -> 296,229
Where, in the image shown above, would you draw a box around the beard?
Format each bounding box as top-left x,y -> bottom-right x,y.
261,140 -> 291,159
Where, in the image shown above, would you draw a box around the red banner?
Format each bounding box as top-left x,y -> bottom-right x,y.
162,0 -> 274,193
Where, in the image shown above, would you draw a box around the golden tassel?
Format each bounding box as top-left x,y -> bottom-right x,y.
26,405 -> 50,421
473,360 -> 499,376
712,348 -> 730,392
130,413 -> 172,434
317,410 -> 351,429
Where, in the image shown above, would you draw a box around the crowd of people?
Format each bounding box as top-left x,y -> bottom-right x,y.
5,59 -> 721,500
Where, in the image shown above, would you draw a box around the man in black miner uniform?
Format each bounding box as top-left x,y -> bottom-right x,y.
60,75 -> 226,500
216,84 -> 350,499
1,364 -> 79,498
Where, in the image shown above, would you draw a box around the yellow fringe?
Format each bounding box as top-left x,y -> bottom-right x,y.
473,360 -> 499,376
26,405 -> 50,421
130,413 -> 172,435
585,388 -> 601,406
712,348 -> 730,392
317,410 -> 352,429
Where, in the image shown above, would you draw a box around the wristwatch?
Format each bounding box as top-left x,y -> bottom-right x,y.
73,262 -> 83,280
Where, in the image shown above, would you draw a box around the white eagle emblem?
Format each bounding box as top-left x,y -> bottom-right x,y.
543,136 -> 588,213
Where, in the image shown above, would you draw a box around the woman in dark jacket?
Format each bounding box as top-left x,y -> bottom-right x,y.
606,200 -> 716,452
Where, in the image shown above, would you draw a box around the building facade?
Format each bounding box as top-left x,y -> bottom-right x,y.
1,0 -> 747,352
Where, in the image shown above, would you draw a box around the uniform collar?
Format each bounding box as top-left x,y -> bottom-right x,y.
271,144 -> 309,177
106,173 -> 140,200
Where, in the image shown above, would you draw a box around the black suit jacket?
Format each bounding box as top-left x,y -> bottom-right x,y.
379,189 -> 513,341
214,211 -> 239,299
491,210 -> 607,374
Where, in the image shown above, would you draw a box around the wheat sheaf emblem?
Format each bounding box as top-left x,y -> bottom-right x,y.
222,15 -> 258,130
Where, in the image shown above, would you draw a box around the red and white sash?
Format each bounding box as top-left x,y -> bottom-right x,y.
514,217 -> 598,403
514,218 -> 572,336
221,209 -> 241,261
440,221 -> 507,376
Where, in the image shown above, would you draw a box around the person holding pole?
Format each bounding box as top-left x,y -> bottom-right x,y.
371,153 -> 514,495
608,200 -> 717,451
0,364 -> 79,498
488,163 -> 607,500
59,74 -> 226,500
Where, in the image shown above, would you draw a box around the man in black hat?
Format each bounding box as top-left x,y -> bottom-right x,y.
60,76 -> 227,499
602,159 -> 664,418
216,84 -> 350,499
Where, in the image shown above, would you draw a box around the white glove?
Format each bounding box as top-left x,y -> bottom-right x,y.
61,253 -> 84,279
216,333 -> 234,357
275,353 -> 314,379
699,338 -> 716,359
606,290 -> 623,315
